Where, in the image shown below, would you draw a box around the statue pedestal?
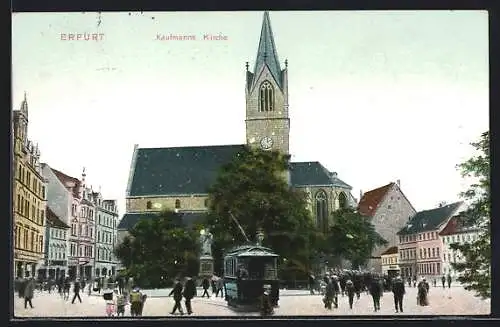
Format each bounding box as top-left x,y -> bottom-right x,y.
199,255 -> 214,278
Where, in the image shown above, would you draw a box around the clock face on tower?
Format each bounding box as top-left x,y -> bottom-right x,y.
260,136 -> 273,150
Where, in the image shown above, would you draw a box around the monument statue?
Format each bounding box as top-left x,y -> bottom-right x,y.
200,229 -> 213,256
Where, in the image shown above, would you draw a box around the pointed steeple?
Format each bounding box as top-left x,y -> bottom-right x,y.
253,11 -> 282,88
20,91 -> 29,117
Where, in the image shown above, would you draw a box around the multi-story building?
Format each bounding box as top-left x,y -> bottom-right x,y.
439,216 -> 481,279
76,174 -> 97,280
357,181 -> 416,272
397,201 -> 464,280
41,208 -> 70,279
13,93 -> 47,279
93,191 -> 119,278
380,246 -> 399,277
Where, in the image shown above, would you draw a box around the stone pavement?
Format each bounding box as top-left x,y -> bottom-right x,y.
13,286 -> 490,318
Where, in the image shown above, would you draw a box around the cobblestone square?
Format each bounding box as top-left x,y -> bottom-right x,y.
13,286 -> 489,318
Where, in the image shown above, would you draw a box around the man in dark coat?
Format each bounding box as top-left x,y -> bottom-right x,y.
392,276 -> 405,313
331,276 -> 340,308
441,275 -> 446,288
23,278 -> 35,309
323,278 -> 334,310
447,274 -> 452,288
417,278 -> 429,306
345,279 -> 356,309
71,279 -> 82,304
201,277 -> 211,298
118,277 -> 124,295
169,279 -> 184,315
369,276 -> 382,312
308,273 -> 315,295
183,277 -> 196,315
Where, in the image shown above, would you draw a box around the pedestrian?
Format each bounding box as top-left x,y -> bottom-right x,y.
323,277 -> 333,310
369,276 -> 382,312
412,276 -> 417,288
447,274 -> 452,288
18,277 -> 26,299
308,273 -> 315,295
417,278 -> 429,306
392,276 -> 405,313
129,286 -> 143,317
71,279 -> 82,304
138,294 -> 147,316
215,277 -> 224,298
169,279 -> 184,315
183,276 -> 196,315
441,275 -> 446,289
23,278 -> 35,309
345,279 -> 355,309
331,275 -> 340,308
118,277 -> 124,295
115,290 -> 126,317
201,277 -> 210,298
211,277 -> 217,295
407,277 -> 411,288
63,277 -> 71,300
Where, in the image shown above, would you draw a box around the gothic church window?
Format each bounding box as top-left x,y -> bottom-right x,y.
315,190 -> 328,233
338,192 -> 347,209
175,199 -> 181,209
259,81 -> 274,112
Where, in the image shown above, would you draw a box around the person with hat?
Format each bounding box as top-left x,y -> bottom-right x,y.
417,278 -> 429,306
345,279 -> 356,309
391,276 -> 405,313
129,286 -> 143,317
369,276 -> 382,312
71,279 -> 82,304
183,276 -> 196,315
331,275 -> 340,308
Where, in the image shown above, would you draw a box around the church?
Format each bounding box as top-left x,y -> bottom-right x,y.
118,12 -> 356,238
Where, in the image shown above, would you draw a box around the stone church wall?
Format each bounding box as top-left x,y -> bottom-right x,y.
126,195 -> 209,212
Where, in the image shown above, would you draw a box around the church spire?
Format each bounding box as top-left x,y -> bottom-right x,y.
253,11 -> 282,87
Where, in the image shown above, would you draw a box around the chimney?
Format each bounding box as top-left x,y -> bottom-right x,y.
396,179 -> 400,187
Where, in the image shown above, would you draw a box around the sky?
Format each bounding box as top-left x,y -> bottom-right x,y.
12,11 -> 489,217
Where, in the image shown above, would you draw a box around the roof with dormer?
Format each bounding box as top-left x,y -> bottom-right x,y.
50,167 -> 82,199
397,201 -> 464,236
126,144 -> 352,198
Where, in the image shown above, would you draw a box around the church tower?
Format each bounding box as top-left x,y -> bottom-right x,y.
245,11 -> 290,155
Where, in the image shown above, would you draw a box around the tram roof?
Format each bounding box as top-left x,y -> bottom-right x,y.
225,244 -> 279,257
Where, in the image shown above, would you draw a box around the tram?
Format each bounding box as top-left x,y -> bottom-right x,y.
223,244 -> 280,309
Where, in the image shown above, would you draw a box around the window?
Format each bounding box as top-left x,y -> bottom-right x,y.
419,248 -> 422,259
259,80 -> 274,112
175,199 -> 181,209
146,201 -> 152,209
315,190 -> 328,232
338,192 -> 347,210
436,247 -> 440,256
432,248 -> 435,257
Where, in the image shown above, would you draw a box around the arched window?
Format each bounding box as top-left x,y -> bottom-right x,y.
338,192 -> 347,209
175,199 -> 181,209
146,201 -> 152,209
259,81 -> 274,112
315,190 -> 328,232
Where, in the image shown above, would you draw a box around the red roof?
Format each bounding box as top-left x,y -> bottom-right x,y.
51,167 -> 81,198
381,246 -> 398,255
439,215 -> 479,236
357,183 -> 394,216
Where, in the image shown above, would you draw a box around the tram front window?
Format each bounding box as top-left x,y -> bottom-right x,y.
246,257 -> 277,280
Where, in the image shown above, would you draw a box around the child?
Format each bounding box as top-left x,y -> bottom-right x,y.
115,290 -> 126,317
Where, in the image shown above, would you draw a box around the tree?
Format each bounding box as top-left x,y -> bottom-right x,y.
114,210 -> 201,288
205,147 -> 317,277
449,131 -> 490,298
325,208 -> 387,269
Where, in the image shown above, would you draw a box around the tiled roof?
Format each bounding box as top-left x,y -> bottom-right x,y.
289,162 -> 351,189
439,216 -> 480,236
46,207 -> 70,229
397,202 -> 464,236
50,167 -> 81,198
381,246 -> 398,256
357,183 -> 394,217
117,211 -> 206,230
128,145 -> 352,197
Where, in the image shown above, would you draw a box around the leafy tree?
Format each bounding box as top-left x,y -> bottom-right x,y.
449,131 -> 490,298
115,210 -> 201,288
206,147 -> 317,278
325,208 -> 387,269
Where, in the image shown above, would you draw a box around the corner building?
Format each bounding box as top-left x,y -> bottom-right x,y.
13,94 -> 47,278
118,12 -> 357,250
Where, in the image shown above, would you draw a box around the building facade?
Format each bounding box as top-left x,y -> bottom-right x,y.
118,12 -> 356,243
41,208 -> 70,279
75,176 -> 97,280
94,192 -> 119,278
13,93 -> 47,279
397,202 -> 464,280
380,246 -> 399,277
439,216 -> 481,278
357,181 -> 416,272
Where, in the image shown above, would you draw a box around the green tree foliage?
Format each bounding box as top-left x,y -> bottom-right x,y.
205,147 -> 317,277
326,208 -> 387,269
449,131 -> 490,298
114,210 -> 201,288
